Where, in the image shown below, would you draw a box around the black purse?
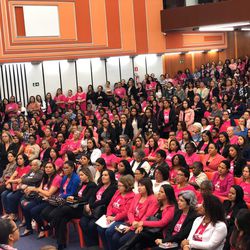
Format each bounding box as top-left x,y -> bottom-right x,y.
47,195 -> 66,207
143,216 -> 161,234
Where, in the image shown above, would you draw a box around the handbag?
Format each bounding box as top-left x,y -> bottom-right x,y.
24,191 -> 41,201
143,216 -> 161,234
47,195 -> 66,207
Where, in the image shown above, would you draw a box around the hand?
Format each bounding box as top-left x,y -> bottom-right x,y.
106,216 -> 114,224
85,204 -> 91,214
123,226 -> 130,234
67,196 -> 74,202
135,226 -> 143,234
132,221 -> 139,228
155,239 -> 162,245
181,239 -> 189,248
137,221 -> 143,227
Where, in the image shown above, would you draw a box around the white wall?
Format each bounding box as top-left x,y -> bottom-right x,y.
0,54 -> 164,103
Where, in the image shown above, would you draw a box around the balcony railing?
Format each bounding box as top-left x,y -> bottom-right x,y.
163,0 -> 228,9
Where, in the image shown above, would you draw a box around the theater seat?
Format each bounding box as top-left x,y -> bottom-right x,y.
67,219 -> 85,248
247,203 -> 250,209
205,172 -> 215,180
234,177 -> 242,185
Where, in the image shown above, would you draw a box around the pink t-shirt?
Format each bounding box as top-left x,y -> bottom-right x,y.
219,120 -> 231,133
96,186 -> 106,201
16,166 -> 31,178
174,184 -> 196,198
114,88 -> 126,99
240,182 -> 250,203
173,213 -> 187,235
43,175 -> 62,190
134,202 -> 144,221
101,153 -> 119,170
67,95 -> 76,109
75,92 -> 87,111
109,193 -> 123,215
184,153 -> 200,166
229,136 -> 239,145
193,221 -> 209,242
146,82 -> 157,95
54,94 -> 67,109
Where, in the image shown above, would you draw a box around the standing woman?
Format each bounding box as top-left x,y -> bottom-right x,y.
98,118 -> 117,148
0,132 -> 16,177
75,86 -> 87,112
45,93 -> 57,118
86,85 -> 96,104
158,100 -> 176,139
66,89 -> 76,110
118,114 -> 134,140
181,194 -> 227,250
179,99 -> 195,129
142,107 -> 158,141
54,88 -> 67,111
80,170 -> 117,249
128,107 -> 143,140
36,95 -> 46,113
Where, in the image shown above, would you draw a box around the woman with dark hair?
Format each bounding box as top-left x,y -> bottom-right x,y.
154,190 -> 198,250
85,138 -> 101,164
192,94 -> 205,123
216,132 -> 230,157
212,160 -> 234,197
128,107 -> 143,140
95,85 -> 107,106
115,160 -> 134,180
1,153 -> 30,220
20,162 -> 62,238
145,137 -> 159,163
201,117 -> 212,132
93,158 -> 107,184
98,175 -> 135,250
45,92 -> 57,118
120,184 -> 177,250
86,85 -> 96,104
75,86 -> 87,111
158,100 -> 176,138
119,145 -> 132,162
101,142 -> 119,170
197,130 -> 213,154
179,130 -> 193,151
0,218 -> 19,249
166,139 -> 182,167
181,194 -> 227,250
179,99 -> 195,129
230,209 -> 250,250
54,88 -> 67,111
184,142 -> 200,167
240,165 -> 250,203
202,143 -> 225,172
227,144 -> 247,177
98,118 -> 117,147
142,107 -> 158,141
49,148 -> 64,172
152,166 -> 170,194
237,135 -> 250,161
223,185 -> 247,250
80,169 -> 117,248
170,154 -> 188,184
112,178 -> 158,250
118,114 -> 133,140
133,168 -> 147,194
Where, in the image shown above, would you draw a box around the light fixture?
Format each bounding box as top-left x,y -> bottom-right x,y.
165,52 -> 181,55
209,49 -> 219,53
199,27 -> 234,31
241,28 -> 250,31
187,51 -> 204,54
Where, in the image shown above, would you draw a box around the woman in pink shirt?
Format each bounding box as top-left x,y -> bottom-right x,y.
120,184 -> 177,250
66,89 -> 76,110
174,168 -> 196,199
144,137 -> 158,163
97,175 -> 135,250
75,86 -> 87,112
166,139 -> 183,167
49,148 -> 64,172
240,165 -> 250,203
114,82 -> 126,99
101,142 -> 119,171
54,88 -> 67,110
202,143 -> 225,172
212,160 -> 234,197
112,178 -> 158,250
179,100 -> 195,129
184,142 -> 200,167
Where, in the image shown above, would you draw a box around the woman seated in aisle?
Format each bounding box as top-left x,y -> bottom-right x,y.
20,162 -> 62,239
173,167 -> 196,198
120,184 -> 177,250
181,194 -> 227,250
80,169 -> 117,249
240,165 -> 250,203
202,142 -> 225,172
97,175 -> 135,250
111,178 -> 158,250
153,190 -> 198,250
227,144 -> 247,177
212,160 -> 234,197
230,209 -> 250,250
0,218 -> 20,250
222,185 -> 247,250
1,153 -> 31,220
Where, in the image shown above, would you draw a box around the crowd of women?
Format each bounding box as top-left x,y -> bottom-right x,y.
0,57 -> 250,250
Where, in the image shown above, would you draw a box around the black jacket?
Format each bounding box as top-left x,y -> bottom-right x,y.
75,181 -> 97,204
158,108 -> 176,131
229,157 -> 247,177
118,121 -> 134,140
89,183 -> 117,209
163,208 -> 198,244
